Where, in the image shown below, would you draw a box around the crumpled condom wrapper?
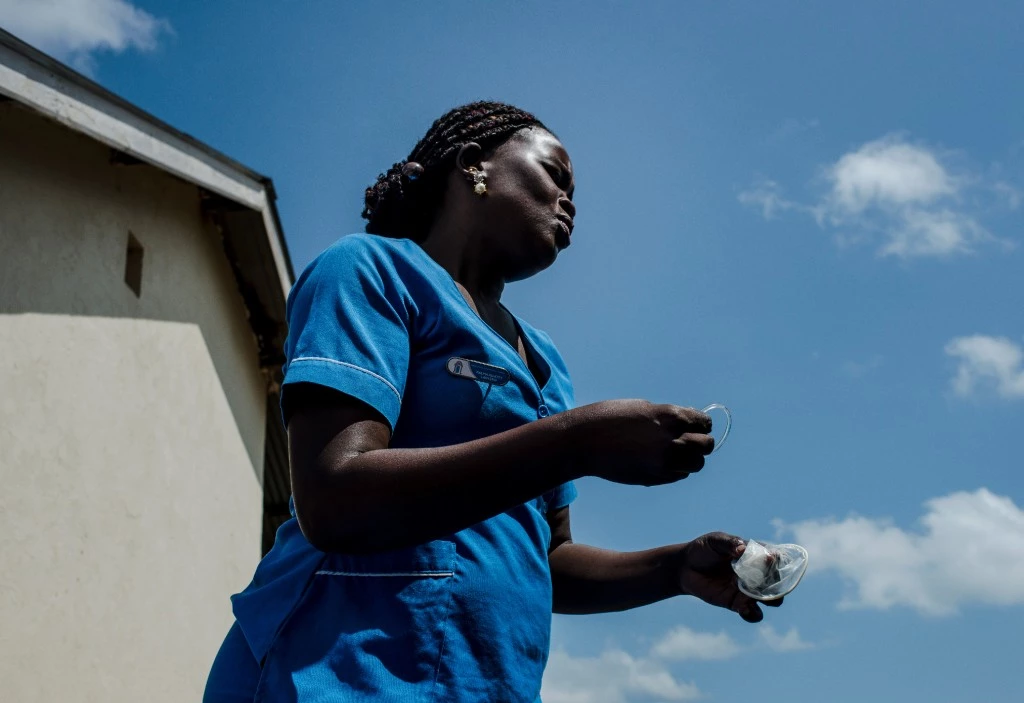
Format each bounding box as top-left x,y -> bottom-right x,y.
731,540 -> 809,601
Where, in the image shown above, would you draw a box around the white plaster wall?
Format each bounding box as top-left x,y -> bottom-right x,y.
0,103 -> 267,476
0,105 -> 269,700
0,315 -> 262,702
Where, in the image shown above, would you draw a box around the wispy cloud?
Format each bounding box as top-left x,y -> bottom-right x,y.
542,647 -> 701,703
778,488 -> 1024,615
740,134 -> 1016,258
882,208 -> 988,258
946,335 -> 1024,399
759,626 -> 815,653
543,623 -> 815,701
737,180 -> 802,220
993,182 -> 1021,210
650,626 -> 741,661
0,0 -> 172,74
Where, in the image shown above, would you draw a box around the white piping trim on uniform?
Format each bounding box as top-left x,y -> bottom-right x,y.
290,357 -> 401,402
315,570 -> 455,578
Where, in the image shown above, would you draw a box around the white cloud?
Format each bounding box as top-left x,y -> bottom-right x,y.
759,626 -> 815,653
779,488 -> 1024,615
946,335 -> 1024,399
740,134 -> 1015,259
650,626 -> 741,661
738,180 -> 792,220
827,136 -> 956,213
737,180 -> 825,222
543,623 -> 813,701
0,0 -> 171,72
882,208 -> 989,258
542,648 -> 701,703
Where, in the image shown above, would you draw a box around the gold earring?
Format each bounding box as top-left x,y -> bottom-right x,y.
467,167 -> 487,196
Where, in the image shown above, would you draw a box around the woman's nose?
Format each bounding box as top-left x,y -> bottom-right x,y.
559,197 -> 576,219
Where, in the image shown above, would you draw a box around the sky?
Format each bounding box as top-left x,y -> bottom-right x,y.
2,1 -> 1022,700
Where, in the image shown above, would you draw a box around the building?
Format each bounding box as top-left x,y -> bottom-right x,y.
0,29 -> 294,702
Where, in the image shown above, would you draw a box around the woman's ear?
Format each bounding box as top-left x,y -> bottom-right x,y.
455,142 -> 484,173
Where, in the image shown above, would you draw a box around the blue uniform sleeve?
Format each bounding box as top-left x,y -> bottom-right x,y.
282,236 -> 411,430
543,481 -> 578,512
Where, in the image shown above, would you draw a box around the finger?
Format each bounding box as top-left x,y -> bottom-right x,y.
657,405 -> 712,435
731,591 -> 764,623
704,532 -> 746,560
675,406 -> 713,434
664,441 -> 707,472
763,596 -> 784,608
739,603 -> 764,623
677,433 -> 714,456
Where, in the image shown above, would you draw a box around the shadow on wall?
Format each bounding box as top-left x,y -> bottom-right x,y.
0,101 -> 290,542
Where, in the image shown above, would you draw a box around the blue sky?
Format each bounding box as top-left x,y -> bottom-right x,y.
4,1 -> 1022,700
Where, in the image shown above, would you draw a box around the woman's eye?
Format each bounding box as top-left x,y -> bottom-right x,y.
545,164 -> 568,189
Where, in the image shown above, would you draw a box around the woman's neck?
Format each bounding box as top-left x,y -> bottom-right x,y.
420,222 -> 504,306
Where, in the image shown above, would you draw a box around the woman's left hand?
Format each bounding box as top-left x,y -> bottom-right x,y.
677,532 -> 783,623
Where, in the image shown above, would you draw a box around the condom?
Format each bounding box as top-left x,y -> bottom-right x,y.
731,540 -> 809,601
701,404 -> 732,454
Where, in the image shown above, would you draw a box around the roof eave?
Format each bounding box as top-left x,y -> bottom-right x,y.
0,28 -> 295,296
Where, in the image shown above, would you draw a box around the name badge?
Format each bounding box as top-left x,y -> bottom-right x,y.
447,357 -> 511,386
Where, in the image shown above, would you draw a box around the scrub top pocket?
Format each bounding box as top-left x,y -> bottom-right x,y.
254,540 -> 458,703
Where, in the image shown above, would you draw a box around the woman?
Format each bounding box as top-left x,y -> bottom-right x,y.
204,101 -> 781,703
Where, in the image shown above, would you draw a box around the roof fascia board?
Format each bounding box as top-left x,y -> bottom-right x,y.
0,30 -> 293,298
259,202 -> 293,299
0,43 -> 261,209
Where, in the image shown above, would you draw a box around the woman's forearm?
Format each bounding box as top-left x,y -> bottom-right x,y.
290,395 -> 708,554
294,411 -> 583,553
549,542 -> 686,614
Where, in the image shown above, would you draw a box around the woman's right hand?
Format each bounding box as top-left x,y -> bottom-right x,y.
567,399 -> 715,486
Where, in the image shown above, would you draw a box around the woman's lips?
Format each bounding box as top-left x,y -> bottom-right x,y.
555,220 -> 572,249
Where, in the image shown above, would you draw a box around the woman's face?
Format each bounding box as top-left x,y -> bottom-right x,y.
473,127 -> 576,281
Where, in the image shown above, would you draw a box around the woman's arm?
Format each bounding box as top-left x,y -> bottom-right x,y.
547,507 -> 780,622
287,384 -> 712,554
547,506 -> 685,613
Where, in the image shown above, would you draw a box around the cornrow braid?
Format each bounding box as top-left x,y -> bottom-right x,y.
362,101 -> 545,241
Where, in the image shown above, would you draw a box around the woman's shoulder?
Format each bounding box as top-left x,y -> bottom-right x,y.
315,233 -> 422,270
293,234 -> 436,294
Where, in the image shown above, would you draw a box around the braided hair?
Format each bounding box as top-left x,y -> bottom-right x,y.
362,101 -> 546,241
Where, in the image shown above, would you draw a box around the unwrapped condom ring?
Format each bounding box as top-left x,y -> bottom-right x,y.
701,403 -> 732,454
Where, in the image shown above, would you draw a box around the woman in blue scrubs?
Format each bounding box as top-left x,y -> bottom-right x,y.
204,101 -> 782,703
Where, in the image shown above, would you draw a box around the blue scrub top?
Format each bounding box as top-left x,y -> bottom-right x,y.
230,234 -> 578,702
